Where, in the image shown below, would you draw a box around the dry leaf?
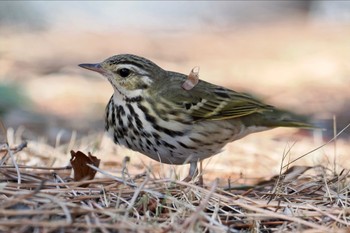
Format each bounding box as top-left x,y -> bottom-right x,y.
256,165 -> 312,186
70,150 -> 100,186
282,165 -> 312,182
0,119 -> 7,145
136,193 -> 168,215
182,66 -> 199,90
0,119 -> 8,159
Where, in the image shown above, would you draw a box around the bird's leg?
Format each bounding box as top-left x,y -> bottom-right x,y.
183,161 -> 198,182
198,161 -> 204,186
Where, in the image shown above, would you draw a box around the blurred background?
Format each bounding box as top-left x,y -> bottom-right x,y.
0,1 -> 349,145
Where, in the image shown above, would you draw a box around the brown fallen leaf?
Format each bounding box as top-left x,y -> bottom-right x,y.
135,193 -> 169,215
0,119 -> 7,145
280,165 -> 313,183
182,66 -> 199,90
0,119 -> 8,160
256,165 -> 312,186
70,150 -> 100,187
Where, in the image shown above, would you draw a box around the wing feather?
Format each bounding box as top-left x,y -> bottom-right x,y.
156,73 -> 274,122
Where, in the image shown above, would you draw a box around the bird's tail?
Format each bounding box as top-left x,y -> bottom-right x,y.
257,108 -> 317,129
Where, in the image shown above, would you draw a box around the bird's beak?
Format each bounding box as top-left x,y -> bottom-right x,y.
78,63 -> 105,74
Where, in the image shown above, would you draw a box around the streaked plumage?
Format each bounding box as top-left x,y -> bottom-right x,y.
79,54 -> 313,180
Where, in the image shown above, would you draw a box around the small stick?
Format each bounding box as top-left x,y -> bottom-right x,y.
182,66 -> 200,90
13,141 -> 28,153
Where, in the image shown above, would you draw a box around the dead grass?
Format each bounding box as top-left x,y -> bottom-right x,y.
1,126 -> 350,232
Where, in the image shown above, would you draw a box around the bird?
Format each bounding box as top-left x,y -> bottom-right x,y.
79,54 -> 314,181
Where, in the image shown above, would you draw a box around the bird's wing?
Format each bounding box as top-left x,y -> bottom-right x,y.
184,87 -> 274,121
159,75 -> 274,121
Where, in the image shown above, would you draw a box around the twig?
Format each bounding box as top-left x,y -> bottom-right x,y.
306,204 -> 350,226
0,165 -> 71,170
179,179 -> 221,231
5,143 -> 21,184
283,123 -> 350,168
86,163 -> 137,188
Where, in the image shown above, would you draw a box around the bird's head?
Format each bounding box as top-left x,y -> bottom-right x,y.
79,54 -> 164,97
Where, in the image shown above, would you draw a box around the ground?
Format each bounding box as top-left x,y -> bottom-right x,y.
0,20 -> 350,232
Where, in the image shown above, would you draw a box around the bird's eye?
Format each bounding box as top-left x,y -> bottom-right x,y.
117,68 -> 131,78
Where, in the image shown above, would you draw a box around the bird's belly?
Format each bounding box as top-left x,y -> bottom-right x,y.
108,115 -> 268,165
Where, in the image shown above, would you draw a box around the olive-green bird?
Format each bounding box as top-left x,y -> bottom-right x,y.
79,54 -> 313,180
